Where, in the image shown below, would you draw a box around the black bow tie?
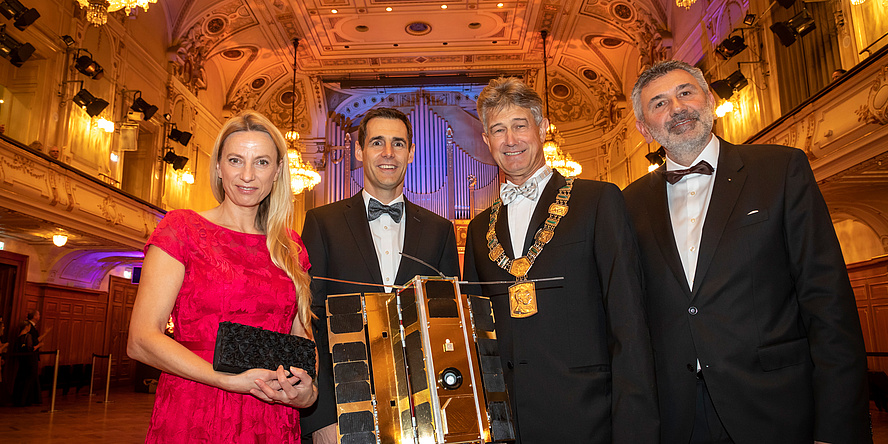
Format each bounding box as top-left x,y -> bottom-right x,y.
663,160 -> 714,185
367,199 -> 404,223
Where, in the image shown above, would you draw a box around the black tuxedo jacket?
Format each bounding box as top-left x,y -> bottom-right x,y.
622,139 -> 870,444
462,171 -> 659,443
299,192 -> 460,434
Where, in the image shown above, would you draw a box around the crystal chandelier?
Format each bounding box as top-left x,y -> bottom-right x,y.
76,0 -> 158,26
286,38 -> 320,195
540,30 -> 582,178
675,0 -> 696,9
543,123 -> 582,177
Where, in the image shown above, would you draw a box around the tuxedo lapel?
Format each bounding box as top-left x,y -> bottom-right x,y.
648,168 -> 693,297
396,200 -> 424,283
692,139 -> 746,297
344,193 -> 384,284
496,202 -> 515,259
521,171 -> 565,255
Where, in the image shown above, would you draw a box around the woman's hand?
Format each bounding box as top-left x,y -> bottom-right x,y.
250,365 -> 317,408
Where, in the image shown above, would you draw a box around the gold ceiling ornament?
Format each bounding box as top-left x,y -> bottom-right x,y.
675,0 -> 696,9
540,30 -> 582,178
76,0 -> 158,26
849,0 -> 865,5
286,37 -> 320,196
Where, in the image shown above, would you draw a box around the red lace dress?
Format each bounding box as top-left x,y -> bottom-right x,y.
143,209 -> 310,443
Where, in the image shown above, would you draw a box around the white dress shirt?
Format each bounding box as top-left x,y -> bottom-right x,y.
362,190 -> 406,293
505,166 -> 553,258
666,135 -> 720,291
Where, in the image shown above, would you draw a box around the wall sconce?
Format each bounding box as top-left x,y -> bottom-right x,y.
770,9 -> 816,47
129,92 -> 157,120
715,35 -> 747,60
315,133 -> 351,169
711,70 -> 748,100
73,49 -> 104,79
0,0 -> 39,30
0,24 -> 33,67
162,147 -> 189,170
168,127 -> 192,146
52,233 -> 68,247
71,84 -> 109,116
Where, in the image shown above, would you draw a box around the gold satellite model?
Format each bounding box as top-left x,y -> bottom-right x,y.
326,276 -> 515,444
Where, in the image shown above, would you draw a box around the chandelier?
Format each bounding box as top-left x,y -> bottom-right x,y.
675,0 -> 696,9
76,0 -> 158,26
286,38 -> 320,196
543,123 -> 582,177
540,30 -> 582,178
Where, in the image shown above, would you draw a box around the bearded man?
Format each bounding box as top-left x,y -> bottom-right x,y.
623,60 -> 871,444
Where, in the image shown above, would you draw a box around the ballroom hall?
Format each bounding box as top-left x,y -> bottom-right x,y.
0,0 -> 885,441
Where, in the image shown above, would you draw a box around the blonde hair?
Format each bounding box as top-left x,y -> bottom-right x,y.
208,110 -> 313,332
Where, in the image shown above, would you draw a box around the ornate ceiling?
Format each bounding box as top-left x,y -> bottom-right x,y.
160,0 -> 672,164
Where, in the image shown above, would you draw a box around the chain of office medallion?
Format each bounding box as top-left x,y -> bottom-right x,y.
486,178 -> 575,278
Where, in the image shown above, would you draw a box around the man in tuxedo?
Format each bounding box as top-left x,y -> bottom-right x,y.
461,77 -> 659,443
623,60 -> 870,443
299,107 -> 460,443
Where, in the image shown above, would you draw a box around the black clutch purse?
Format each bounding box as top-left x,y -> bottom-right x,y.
213,321 -> 316,379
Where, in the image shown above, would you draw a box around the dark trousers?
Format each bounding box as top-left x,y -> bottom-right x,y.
690,377 -> 733,444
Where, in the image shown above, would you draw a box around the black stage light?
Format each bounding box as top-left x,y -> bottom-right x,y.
162,148 -> 178,164
85,97 -> 109,117
710,70 -> 748,100
61,34 -> 75,47
646,147 -> 666,168
743,13 -> 756,26
770,9 -> 816,47
162,148 -> 189,170
74,51 -> 103,79
715,35 -> 747,60
776,0 -> 796,8
71,88 -> 108,117
0,0 -> 39,31
131,96 -> 158,120
168,128 -> 192,146
0,25 -> 33,67
172,155 -> 189,170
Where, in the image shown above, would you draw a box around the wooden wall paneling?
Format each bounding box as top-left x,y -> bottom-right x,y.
849,257 -> 888,372
107,276 -> 138,386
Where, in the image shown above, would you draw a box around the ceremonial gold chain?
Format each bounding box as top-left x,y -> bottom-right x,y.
486,178 -> 575,278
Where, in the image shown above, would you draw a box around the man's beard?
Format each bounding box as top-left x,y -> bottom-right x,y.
646,107 -> 714,161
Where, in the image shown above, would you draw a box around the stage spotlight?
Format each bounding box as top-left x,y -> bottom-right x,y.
776,0 -> 796,8
0,0 -> 39,31
61,34 -> 75,47
0,25 -> 33,67
130,95 -> 158,120
168,128 -> 192,146
162,148 -> 178,164
162,148 -> 189,170
74,51 -> 104,79
646,147 -> 665,167
72,88 -> 109,117
770,9 -> 816,47
715,35 -> 747,60
710,70 -> 748,100
743,13 -> 756,26
172,155 -> 189,170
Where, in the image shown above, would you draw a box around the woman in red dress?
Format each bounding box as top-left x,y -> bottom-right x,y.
128,111 -> 316,443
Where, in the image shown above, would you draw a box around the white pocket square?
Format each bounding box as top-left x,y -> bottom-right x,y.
747,209 -> 759,215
